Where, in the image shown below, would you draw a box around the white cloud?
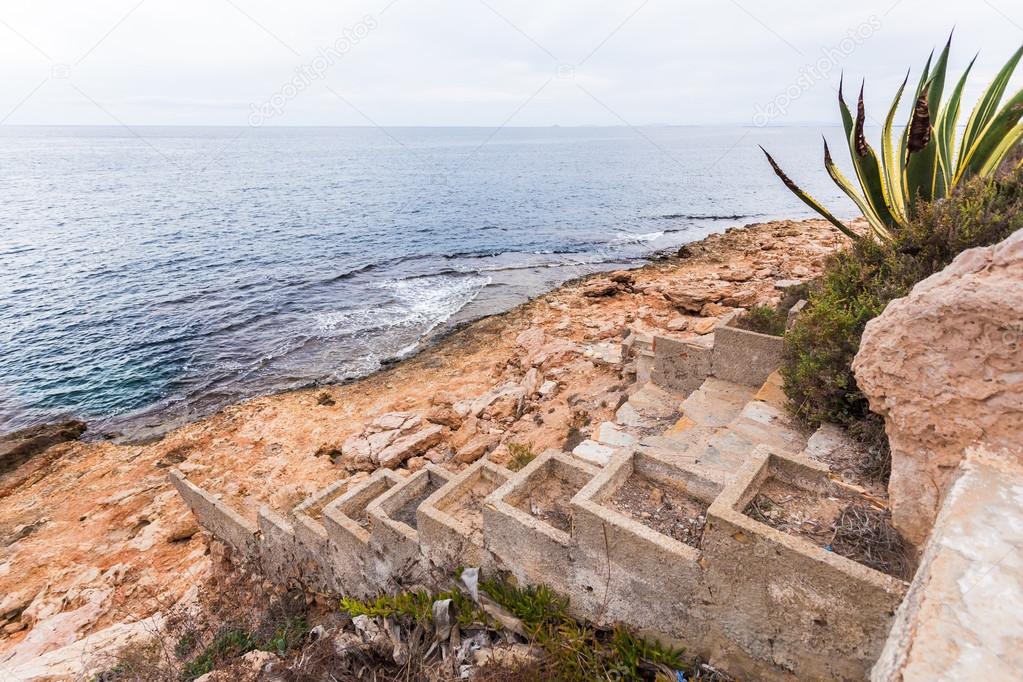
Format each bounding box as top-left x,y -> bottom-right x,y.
0,0 -> 1020,126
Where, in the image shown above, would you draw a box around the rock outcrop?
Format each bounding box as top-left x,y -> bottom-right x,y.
853,229 -> 1023,548
0,421 -> 86,476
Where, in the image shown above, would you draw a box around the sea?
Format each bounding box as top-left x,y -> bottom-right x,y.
0,125 -> 854,437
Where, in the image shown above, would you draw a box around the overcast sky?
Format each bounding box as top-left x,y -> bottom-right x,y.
1,0 -> 1021,127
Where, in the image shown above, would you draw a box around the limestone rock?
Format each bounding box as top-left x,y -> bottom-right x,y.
376,425 -> 445,469
663,290 -> 705,313
473,383 -> 526,421
453,435 -> 499,464
430,391 -> 459,407
572,440 -> 615,467
521,367 -> 542,398
515,328 -> 546,354
538,380 -> 558,398
340,435 -> 374,470
368,412 -> 420,434
690,317 -> 717,335
721,267 -> 754,282
425,406 -> 463,430
449,415 -> 478,450
666,316 -> 688,331
853,229 -> 1023,548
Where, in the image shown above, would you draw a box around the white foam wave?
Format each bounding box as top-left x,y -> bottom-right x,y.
314,273 -> 491,337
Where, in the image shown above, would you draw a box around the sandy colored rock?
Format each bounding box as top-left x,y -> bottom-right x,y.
425,406 -> 463,429
453,435 -> 499,464
854,229 -> 1023,548
376,425 -> 445,469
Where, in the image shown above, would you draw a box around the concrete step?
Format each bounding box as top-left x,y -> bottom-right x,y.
593,421 -> 638,448
615,382 -> 684,430
751,370 -> 788,411
572,439 -> 616,467
728,400 -> 807,454
680,377 -> 756,428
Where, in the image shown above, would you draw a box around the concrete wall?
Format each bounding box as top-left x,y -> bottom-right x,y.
169,469 -> 257,555
710,316 -> 785,388
171,445 -> 908,681
703,450 -> 907,681
652,335 -> 713,395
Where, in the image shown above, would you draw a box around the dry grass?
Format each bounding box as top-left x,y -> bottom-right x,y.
829,503 -> 912,580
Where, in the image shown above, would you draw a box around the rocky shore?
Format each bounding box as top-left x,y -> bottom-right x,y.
0,218 -> 852,675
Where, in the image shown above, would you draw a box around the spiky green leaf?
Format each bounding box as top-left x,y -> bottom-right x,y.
958,45 -> 1023,172
761,146 -> 858,240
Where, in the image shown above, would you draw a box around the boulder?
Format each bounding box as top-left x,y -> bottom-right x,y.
720,267 -> 754,282
853,229 -> 1023,548
340,435 -> 374,470
425,406 -> 463,430
666,316 -> 688,331
453,435 -> 499,464
538,380 -> 558,398
663,290 -> 706,313
449,415 -> 479,451
472,383 -> 526,421
690,317 -> 718,335
376,425 -> 445,469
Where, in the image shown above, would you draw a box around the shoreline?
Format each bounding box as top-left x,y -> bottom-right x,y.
51,228 -> 727,445
0,217 -> 853,666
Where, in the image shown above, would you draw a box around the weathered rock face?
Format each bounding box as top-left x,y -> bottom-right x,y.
853,229 -> 1023,548
0,421 -> 86,476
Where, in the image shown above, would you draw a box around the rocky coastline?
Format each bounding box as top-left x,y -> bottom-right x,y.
0,217 -> 853,675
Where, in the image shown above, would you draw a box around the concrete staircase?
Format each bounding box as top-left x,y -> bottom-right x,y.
169,314 -> 906,682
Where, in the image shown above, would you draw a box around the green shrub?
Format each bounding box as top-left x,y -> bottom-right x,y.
783,165 -> 1023,479
735,304 -> 788,336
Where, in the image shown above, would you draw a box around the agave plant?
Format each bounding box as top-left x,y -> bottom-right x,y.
763,36 -> 1023,241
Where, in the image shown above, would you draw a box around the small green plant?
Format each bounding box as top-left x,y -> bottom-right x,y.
735,304 -> 787,336
764,35 -> 1023,241
479,576 -> 687,681
506,442 -> 537,471
338,576 -> 690,681
264,616 -> 309,657
340,588 -> 484,629
182,629 -> 256,680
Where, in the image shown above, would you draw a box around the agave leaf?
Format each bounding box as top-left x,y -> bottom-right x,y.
849,85 -> 899,229
761,146 -> 858,240
958,45 -> 1023,171
904,89 -> 937,206
899,50 -> 935,173
905,38 -> 952,206
962,86 -> 1023,178
933,55 -> 976,195
838,74 -> 855,140
823,139 -> 892,241
977,123 -> 1023,176
881,72 -> 910,222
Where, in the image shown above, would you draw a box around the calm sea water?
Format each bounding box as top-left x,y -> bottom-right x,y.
0,125 -> 853,436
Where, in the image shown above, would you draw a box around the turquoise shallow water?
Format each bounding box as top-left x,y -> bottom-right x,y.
0,125 -> 852,434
